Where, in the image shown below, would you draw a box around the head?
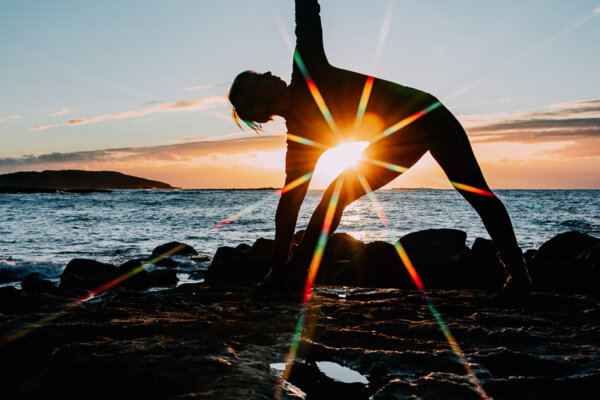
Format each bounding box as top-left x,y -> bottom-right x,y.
228,70 -> 289,134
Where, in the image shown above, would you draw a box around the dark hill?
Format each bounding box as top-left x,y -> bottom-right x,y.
0,170 -> 173,191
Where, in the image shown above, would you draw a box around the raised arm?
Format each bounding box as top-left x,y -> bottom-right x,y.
295,0 -> 327,65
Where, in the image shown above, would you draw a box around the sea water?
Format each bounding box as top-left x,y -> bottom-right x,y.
0,189 -> 598,280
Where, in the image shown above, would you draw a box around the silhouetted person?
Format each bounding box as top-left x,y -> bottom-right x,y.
228,0 -> 532,293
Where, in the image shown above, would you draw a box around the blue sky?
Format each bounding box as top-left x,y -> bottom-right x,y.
1,1 -> 599,188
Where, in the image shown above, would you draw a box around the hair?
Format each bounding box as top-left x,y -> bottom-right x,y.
228,70 -> 273,134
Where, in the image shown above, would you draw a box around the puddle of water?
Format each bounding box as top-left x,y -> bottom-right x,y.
317,361 -> 369,384
270,362 -> 287,372
176,273 -> 204,286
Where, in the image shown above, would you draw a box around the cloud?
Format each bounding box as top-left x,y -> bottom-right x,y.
31,124 -> 60,131
461,98 -> 600,146
66,96 -> 227,126
29,96 -> 228,130
51,108 -> 72,117
0,135 -> 285,168
0,115 -> 22,123
183,84 -> 217,91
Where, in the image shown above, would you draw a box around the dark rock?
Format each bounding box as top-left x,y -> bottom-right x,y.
235,243 -> 252,253
152,257 -> 179,269
151,242 -> 198,258
21,273 -> 57,294
529,231 -> 600,290
331,241 -> 413,288
399,229 -> 469,263
323,233 -> 365,261
59,259 -> 117,291
146,269 -> 178,287
0,269 -> 19,284
205,246 -> 271,284
535,231 -> 599,262
117,259 -> 152,289
456,237 -> 506,289
398,229 -> 470,288
118,259 -> 178,289
248,238 -> 274,258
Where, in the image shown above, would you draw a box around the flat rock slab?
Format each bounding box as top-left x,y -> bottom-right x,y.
0,286 -> 598,399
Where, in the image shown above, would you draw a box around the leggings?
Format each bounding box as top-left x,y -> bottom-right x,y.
291,105 -> 524,272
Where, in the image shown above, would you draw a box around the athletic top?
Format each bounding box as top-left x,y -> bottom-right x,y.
285,0 -> 437,176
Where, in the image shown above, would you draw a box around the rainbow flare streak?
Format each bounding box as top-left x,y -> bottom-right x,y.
294,50 -> 338,133
354,76 -> 375,129
0,243 -> 187,346
281,172 -> 314,194
394,242 -> 490,399
286,134 -> 329,150
451,181 -> 495,197
275,177 -> 345,398
370,101 -> 442,144
355,171 -> 388,226
364,157 -> 409,173
365,157 -> 495,198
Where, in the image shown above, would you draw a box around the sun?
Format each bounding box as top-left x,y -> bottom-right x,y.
313,141 -> 370,183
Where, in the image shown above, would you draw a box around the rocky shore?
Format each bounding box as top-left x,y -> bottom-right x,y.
0,230 -> 598,399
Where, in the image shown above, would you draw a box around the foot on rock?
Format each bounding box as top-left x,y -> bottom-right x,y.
502,268 -> 533,295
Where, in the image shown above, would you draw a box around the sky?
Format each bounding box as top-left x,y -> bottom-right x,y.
1,0 -> 599,189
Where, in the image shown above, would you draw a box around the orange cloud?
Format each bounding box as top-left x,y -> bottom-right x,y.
51,108 -> 72,117
0,115 -> 21,123
67,96 -> 227,126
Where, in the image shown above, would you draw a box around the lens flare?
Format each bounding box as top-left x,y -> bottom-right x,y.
294,50 -> 338,133
281,172 -> 314,194
0,243 -> 187,346
451,181 -> 495,197
275,177 -> 345,399
370,101 -> 442,144
364,157 -> 494,197
355,76 -> 375,129
394,242 -> 490,399
286,133 -> 329,150
355,171 -> 389,226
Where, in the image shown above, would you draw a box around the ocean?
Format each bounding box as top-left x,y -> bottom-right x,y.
1,189 -> 598,282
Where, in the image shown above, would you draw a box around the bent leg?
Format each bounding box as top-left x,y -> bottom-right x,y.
291,133 -> 429,267
428,108 -> 527,278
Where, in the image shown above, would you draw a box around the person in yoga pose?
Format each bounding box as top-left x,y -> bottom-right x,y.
228,0 -> 532,293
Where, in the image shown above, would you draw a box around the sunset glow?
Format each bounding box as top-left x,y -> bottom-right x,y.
313,141 -> 370,182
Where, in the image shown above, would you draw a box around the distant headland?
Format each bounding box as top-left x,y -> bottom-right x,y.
0,170 -> 173,193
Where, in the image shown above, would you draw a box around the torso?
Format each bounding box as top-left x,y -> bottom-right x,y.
286,61 -> 437,149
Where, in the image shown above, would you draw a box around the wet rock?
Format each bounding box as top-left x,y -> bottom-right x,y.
529,231 -> 600,290
151,241 -> 198,258
397,229 -> 470,288
248,238 -> 274,258
235,243 -> 252,253
0,269 -> 20,284
456,237 -> 506,289
205,246 -> 271,284
323,233 -> 365,261
332,241 -> 413,288
117,259 -> 152,289
535,231 -> 599,261
21,273 -> 57,294
59,258 -> 117,291
117,259 -> 178,290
